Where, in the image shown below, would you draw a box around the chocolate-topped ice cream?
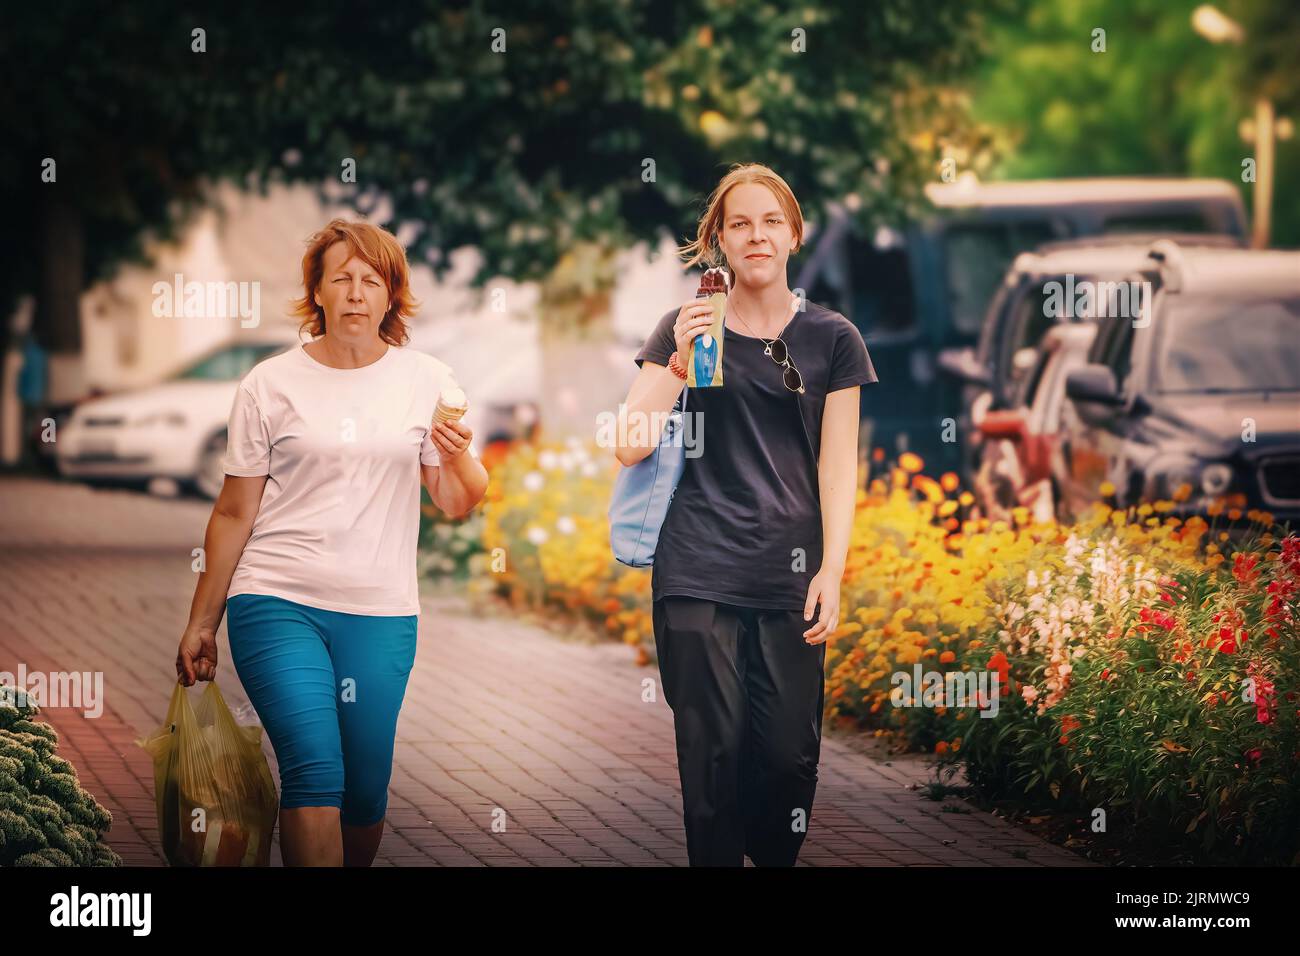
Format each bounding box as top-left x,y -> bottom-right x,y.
695,267 -> 728,297
689,268 -> 728,387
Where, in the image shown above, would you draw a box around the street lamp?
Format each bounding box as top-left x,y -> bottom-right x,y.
1192,5 -> 1293,248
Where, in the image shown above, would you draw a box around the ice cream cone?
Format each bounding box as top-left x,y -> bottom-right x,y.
434,386 -> 468,424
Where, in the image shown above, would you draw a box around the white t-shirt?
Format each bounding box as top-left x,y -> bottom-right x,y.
222,341 -> 478,616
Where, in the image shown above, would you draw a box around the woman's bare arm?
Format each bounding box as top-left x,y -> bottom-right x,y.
616,300 -> 714,467
802,386 -> 861,643
185,475 -> 267,633
615,362 -> 688,467
177,474 -> 267,683
817,386 -> 861,580
420,420 -> 489,518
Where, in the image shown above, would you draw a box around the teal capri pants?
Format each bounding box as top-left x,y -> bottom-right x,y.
225,593 -> 418,827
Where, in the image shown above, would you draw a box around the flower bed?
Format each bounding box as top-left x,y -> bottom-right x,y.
467,438 -> 654,660
827,456 -> 1299,863
448,440 -> 1300,862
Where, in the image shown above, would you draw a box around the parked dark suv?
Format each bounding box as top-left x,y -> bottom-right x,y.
1059,241 -> 1300,528
793,177 -> 1246,473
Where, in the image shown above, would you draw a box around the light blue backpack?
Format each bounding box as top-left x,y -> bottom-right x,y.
608,387 -> 689,567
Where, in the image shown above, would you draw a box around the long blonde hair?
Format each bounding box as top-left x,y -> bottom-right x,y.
676,163 -> 806,281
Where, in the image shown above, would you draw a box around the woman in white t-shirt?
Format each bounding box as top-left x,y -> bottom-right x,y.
175,219 -> 489,866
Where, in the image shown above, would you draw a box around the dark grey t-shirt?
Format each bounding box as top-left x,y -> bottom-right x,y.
633,300 -> 879,610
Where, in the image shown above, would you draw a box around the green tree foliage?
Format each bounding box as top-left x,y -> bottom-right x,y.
971,0 -> 1300,246
4,0 -> 997,344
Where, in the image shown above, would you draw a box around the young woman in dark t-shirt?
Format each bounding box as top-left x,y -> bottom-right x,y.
614,163 -> 878,866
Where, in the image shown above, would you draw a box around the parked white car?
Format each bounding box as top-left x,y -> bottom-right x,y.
55,332 -> 540,499
55,339 -> 290,499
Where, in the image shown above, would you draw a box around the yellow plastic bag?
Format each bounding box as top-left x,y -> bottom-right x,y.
137,681 -> 278,866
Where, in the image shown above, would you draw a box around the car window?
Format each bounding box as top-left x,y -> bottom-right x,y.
846,230 -> 915,335
175,344 -> 283,381
996,282 -> 1057,400
804,226 -> 916,336
1102,319 -> 1135,390
1155,295 -> 1300,393
1010,280 -> 1062,355
975,281 -> 1012,367
1087,314 -> 1120,365
945,220 -> 1061,335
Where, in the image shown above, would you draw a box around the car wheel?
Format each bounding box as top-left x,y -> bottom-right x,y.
194,429 -> 227,500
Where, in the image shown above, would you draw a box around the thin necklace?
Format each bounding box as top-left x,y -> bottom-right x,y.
727,294 -> 794,354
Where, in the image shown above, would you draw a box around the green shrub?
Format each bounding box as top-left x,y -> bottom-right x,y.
0,684 -> 121,866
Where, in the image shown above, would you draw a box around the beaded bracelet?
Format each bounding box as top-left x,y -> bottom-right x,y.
667,351 -> 688,380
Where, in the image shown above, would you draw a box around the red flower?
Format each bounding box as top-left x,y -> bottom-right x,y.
1233,553 -> 1262,586
1249,662 -> 1277,725
987,651 -> 1011,697
1217,628 -> 1239,654
1245,748 -> 1263,766
1137,606 -> 1177,632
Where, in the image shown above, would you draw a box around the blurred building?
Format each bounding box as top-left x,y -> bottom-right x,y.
2,179 -> 695,463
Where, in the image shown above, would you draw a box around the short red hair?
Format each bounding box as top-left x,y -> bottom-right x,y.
292,218 -> 419,346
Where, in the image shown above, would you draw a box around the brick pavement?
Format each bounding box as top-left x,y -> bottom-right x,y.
0,476 -> 1093,867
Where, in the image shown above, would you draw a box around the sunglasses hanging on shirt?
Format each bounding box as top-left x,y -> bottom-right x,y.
728,300 -> 805,394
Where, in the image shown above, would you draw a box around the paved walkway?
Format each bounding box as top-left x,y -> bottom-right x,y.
0,476 -> 1092,866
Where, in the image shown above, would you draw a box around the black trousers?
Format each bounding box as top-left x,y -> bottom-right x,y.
652,595 -> 828,867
